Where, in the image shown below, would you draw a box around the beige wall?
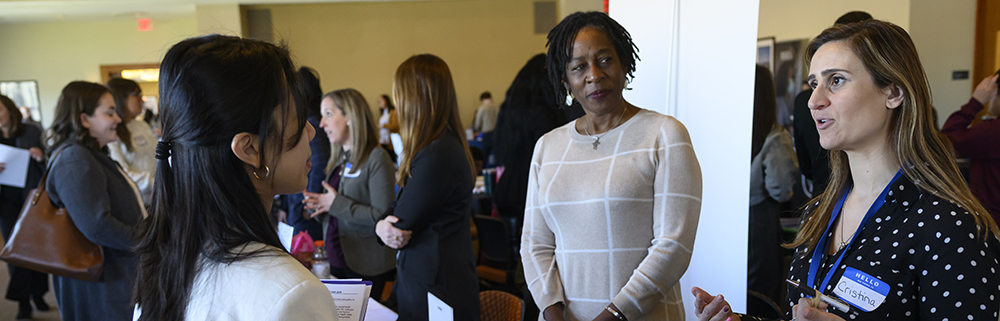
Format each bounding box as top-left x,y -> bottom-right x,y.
251,0 -> 548,128
759,0 -> 979,128
560,0 -> 603,18
0,17 -> 197,127
196,4 -> 243,37
909,1 -> 977,127
758,0 -> 910,42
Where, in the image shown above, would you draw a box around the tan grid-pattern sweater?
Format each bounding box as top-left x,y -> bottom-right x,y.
521,109 -> 702,321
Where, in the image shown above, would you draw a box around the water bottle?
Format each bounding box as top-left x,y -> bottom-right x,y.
311,240 -> 331,279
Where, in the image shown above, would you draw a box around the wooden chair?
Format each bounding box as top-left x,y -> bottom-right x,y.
480,290 -> 523,321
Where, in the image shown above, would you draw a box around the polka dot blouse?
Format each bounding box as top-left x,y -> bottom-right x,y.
786,175 -> 1000,320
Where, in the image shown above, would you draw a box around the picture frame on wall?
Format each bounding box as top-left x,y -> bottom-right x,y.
757,37 -> 775,73
0,80 -> 42,124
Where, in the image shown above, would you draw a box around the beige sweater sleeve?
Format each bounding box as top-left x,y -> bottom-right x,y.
611,117 -> 702,318
520,138 -> 566,312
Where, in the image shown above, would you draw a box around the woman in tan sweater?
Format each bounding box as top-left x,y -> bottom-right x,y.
521,11 -> 703,321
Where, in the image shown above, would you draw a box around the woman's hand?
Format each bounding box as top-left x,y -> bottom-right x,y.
28,147 -> 43,162
972,74 -> 999,106
691,287 -> 738,321
302,181 -> 337,218
0,162 -> 5,173
591,303 -> 623,321
792,298 -> 844,321
542,302 -> 565,321
376,215 -> 412,249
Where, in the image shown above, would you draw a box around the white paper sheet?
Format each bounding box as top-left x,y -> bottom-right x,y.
363,297 -> 398,321
427,292 -> 453,321
0,144 -> 30,188
277,221 -> 294,252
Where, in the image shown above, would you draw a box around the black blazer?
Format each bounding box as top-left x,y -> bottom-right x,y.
389,132 -> 480,320
12,123 -> 46,198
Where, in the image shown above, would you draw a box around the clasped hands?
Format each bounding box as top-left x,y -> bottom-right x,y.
376,215 -> 411,249
691,287 -> 844,321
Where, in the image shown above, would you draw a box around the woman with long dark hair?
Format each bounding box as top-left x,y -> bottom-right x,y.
492,53 -> 583,221
0,94 -> 49,319
131,35 -> 336,320
374,54 -> 481,320
746,65 -> 797,316
376,94 -> 399,161
106,78 -> 158,205
44,81 -> 142,321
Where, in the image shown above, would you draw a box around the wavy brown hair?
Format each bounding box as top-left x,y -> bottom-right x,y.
392,54 -> 475,187
46,81 -> 110,154
788,20 -> 1000,251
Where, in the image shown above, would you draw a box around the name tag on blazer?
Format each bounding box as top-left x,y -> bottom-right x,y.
343,163 -> 361,178
834,267 -> 889,312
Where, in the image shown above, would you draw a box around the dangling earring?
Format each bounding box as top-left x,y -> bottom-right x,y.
565,92 -> 574,106
253,165 -> 270,180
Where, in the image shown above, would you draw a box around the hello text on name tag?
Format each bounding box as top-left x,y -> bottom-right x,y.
833,267 -> 889,312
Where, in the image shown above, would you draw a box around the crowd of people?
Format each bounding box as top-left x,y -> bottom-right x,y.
0,9 -> 997,321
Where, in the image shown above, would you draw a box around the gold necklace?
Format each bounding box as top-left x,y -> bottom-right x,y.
583,105 -> 628,150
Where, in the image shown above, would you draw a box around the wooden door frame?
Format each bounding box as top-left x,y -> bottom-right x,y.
99,63 -> 160,84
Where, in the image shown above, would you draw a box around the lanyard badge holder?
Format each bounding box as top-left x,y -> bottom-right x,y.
805,170 -> 902,313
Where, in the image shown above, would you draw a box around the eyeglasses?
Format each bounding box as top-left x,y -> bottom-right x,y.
128,91 -> 142,97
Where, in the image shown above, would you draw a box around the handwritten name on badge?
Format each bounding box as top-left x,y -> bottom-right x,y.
833,267 -> 889,312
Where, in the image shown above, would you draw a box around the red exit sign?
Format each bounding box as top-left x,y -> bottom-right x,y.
138,18 -> 152,31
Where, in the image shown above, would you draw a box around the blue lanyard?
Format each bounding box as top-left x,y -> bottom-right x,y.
807,170 -> 902,292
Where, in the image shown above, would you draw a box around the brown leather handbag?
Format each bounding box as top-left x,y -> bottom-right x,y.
0,147 -> 104,282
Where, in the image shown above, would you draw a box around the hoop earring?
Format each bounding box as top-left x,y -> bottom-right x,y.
253,165 -> 270,180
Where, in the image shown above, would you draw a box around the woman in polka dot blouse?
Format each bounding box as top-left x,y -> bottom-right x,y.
692,20 -> 1000,321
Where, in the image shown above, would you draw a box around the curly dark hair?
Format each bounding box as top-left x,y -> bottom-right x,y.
545,11 -> 639,108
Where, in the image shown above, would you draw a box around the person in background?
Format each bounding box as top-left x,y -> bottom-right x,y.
793,11 -> 873,196
375,54 -> 481,320
0,94 -> 49,320
106,78 -> 158,205
376,94 -> 399,163
281,67 -> 329,241
492,53 -> 584,222
941,72 -> 1000,224
472,91 -> 499,164
132,35 -> 337,320
45,81 -> 143,321
694,20 -> 1000,321
522,12 -> 702,321
302,88 -> 397,301
19,106 -> 41,128
142,109 -> 161,137
747,65 -> 798,316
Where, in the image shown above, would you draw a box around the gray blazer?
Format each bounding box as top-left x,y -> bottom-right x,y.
324,147 -> 397,275
46,143 -> 144,321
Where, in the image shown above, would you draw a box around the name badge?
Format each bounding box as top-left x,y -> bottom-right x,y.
833,267 -> 889,312
343,163 -> 361,178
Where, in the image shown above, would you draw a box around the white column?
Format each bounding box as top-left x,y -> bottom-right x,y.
611,0 -> 758,319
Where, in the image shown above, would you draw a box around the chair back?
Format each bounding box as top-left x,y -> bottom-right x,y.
479,290 -> 523,321
473,215 -> 515,268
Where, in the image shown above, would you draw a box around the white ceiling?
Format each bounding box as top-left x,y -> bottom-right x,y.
0,0 -> 418,24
